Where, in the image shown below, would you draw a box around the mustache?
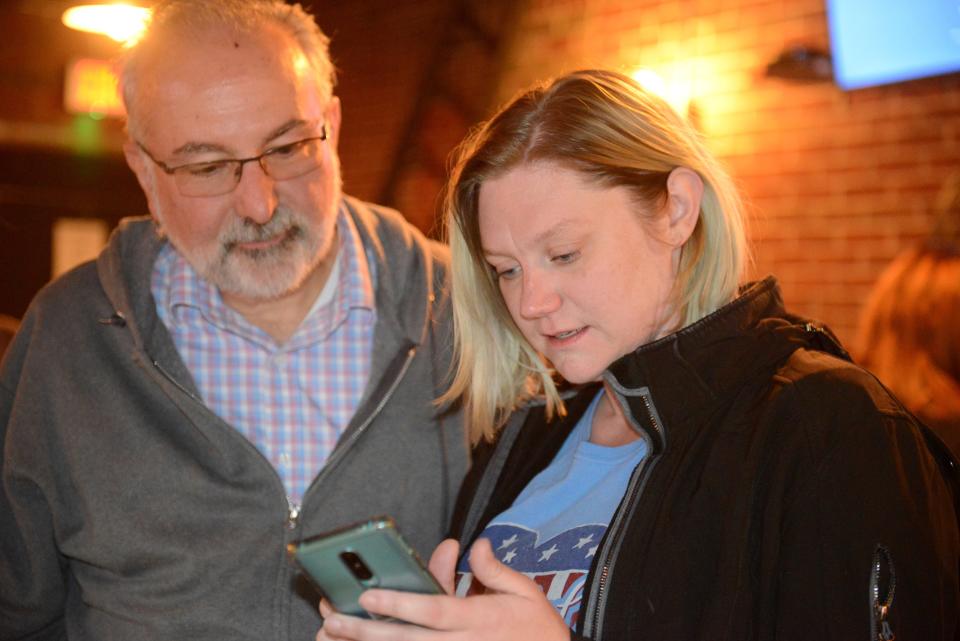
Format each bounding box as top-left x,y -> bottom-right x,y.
221,206 -> 300,249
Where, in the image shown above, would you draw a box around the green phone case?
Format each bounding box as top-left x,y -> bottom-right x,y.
291,516 -> 443,619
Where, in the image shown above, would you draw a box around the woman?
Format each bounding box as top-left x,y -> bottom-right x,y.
318,70 -> 959,640
855,174 -> 960,459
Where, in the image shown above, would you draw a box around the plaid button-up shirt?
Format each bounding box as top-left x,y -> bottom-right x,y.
152,208 -> 376,505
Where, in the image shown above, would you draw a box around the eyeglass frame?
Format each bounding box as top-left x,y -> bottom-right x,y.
135,123 -> 328,197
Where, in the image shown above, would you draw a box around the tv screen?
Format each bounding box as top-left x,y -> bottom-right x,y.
826,0 -> 960,90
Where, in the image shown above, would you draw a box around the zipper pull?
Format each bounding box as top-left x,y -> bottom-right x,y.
871,545 -> 897,641
878,605 -> 895,641
287,502 -> 301,530
98,312 -> 127,327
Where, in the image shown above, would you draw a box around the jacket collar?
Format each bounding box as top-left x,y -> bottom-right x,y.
602,277 -> 849,454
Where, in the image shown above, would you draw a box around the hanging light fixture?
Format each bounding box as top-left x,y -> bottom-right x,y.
61,3 -> 151,44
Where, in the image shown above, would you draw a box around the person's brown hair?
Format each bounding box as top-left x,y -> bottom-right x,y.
856,174 -> 960,425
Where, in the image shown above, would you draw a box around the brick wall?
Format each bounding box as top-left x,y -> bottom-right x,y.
4,0 -> 955,338
479,0 -> 960,344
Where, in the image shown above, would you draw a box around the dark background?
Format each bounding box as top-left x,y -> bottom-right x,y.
0,0 -> 510,319
1,0 -> 958,343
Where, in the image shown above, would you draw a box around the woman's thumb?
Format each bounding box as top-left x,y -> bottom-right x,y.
468,537 -> 535,596
428,538 -> 460,594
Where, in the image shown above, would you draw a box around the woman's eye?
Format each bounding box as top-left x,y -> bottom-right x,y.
551,251 -> 580,264
495,265 -> 520,280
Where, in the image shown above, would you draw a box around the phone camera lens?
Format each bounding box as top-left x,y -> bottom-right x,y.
339,551 -> 374,581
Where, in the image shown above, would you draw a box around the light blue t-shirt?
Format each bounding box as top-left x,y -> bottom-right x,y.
455,391 -> 649,628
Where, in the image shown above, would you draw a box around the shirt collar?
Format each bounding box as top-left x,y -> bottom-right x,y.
157,202 -> 376,347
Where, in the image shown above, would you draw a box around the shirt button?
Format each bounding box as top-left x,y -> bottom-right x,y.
272,353 -> 287,367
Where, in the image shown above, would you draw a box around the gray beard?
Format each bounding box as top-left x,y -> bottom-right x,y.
157,204 -> 328,301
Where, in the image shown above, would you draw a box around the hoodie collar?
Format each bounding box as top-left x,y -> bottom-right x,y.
96,197 -> 439,362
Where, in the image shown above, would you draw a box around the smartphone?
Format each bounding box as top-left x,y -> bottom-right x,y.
289,516 -> 444,619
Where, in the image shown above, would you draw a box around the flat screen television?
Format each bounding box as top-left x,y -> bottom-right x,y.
826,0 -> 960,90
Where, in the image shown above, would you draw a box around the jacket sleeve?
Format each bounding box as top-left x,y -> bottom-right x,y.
773,368 -> 959,641
0,327 -> 68,641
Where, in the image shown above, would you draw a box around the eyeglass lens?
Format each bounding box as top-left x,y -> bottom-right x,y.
173,137 -> 325,197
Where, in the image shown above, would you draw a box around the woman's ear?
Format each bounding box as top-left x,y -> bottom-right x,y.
663,166 -> 703,247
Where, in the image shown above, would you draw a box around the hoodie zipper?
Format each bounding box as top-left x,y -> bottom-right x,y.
869,544 -> 896,641
288,346 -> 418,531
146,357 -> 292,519
148,347 -> 417,532
582,390 -> 664,640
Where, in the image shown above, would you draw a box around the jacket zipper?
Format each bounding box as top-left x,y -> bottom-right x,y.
288,346 -> 418,531
582,391 -> 664,640
869,544 -> 896,641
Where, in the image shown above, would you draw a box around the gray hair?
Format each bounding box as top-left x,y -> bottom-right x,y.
118,0 -> 335,135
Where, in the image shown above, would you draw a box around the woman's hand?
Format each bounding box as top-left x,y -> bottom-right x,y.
316,537 -> 569,641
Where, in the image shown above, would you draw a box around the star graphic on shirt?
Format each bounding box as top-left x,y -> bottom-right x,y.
498,534 -> 518,550
573,534 -> 594,549
586,545 -> 598,558
502,549 -> 518,564
538,544 -> 559,562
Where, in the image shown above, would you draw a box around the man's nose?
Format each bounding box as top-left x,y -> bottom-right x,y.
232,160 -> 278,225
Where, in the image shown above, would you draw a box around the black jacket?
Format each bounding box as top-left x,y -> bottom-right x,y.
451,277 -> 959,641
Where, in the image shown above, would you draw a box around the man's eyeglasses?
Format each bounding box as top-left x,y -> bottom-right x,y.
136,125 -> 328,198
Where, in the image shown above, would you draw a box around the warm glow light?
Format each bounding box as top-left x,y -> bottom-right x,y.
630,66 -> 693,119
62,4 -> 151,43
64,58 -> 124,117
631,69 -> 668,98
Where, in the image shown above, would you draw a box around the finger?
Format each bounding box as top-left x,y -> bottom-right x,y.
358,588 -> 466,631
319,597 -> 335,619
316,621 -> 352,641
427,538 -> 460,594
468,538 -> 540,598
316,628 -> 347,641
323,612 -> 430,641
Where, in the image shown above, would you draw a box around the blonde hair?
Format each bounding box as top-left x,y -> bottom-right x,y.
856,174 -> 960,426
118,0 -> 335,137
441,69 -> 748,442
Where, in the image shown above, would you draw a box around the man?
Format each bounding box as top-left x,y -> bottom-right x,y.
0,2 -> 467,639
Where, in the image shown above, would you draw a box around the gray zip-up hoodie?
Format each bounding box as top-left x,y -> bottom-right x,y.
0,196 -> 468,641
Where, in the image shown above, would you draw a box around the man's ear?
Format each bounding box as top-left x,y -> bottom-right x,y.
663,166 -> 703,247
123,140 -> 160,220
123,140 -> 150,194
324,96 -> 342,151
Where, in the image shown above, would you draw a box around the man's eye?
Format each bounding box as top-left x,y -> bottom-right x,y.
184,162 -> 230,178
269,141 -> 303,158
